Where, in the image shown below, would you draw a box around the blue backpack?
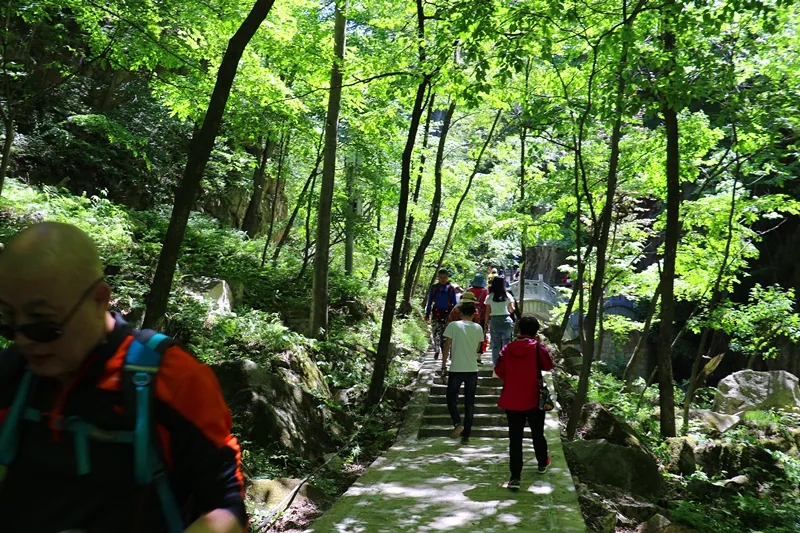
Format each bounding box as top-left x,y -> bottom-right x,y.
0,331 -> 184,533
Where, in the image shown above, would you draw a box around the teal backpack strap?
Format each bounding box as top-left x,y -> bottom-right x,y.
124,330 -> 184,533
0,370 -> 34,483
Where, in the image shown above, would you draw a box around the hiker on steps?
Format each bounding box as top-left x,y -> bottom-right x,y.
486,276 -> 516,367
466,273 -> 489,363
440,301 -> 484,445
0,223 -> 247,533
495,316 -> 554,491
424,269 -> 457,360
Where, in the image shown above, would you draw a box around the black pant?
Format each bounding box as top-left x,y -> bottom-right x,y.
506,408 -> 548,479
446,372 -> 478,437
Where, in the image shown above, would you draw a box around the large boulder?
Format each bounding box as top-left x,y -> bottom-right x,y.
185,277 -> 235,313
665,437 -> 697,476
713,370 -> 800,414
688,409 -> 741,433
578,402 -> 649,451
637,514 -> 697,533
563,439 -> 665,498
213,359 -> 349,460
694,441 -> 779,480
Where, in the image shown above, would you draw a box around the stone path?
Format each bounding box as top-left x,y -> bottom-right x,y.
306,353 -> 587,533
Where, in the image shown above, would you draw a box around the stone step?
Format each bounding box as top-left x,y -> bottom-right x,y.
432,376 -> 503,387
430,384 -> 501,396
423,413 -> 508,426
427,394 -> 498,404
419,425 -> 530,439
424,403 -> 503,416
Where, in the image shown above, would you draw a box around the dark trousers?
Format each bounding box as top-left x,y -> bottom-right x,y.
506,408 -> 548,479
446,372 -> 478,437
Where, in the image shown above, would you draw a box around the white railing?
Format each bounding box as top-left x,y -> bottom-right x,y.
508,274 -> 560,318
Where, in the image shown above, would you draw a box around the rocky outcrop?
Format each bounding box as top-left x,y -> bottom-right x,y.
564,439 -> 665,497
637,514 -> 697,533
213,358 -> 350,460
713,370 -> 800,414
578,402 -> 649,451
665,437 -> 697,476
694,441 -> 780,480
688,409 -> 740,433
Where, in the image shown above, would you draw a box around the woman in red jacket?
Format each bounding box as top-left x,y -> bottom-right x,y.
494,316 -> 554,491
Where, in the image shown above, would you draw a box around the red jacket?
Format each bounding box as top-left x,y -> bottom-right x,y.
467,287 -> 489,321
495,336 -> 554,411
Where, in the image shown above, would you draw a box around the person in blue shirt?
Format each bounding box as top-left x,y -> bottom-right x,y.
424,269 -> 457,360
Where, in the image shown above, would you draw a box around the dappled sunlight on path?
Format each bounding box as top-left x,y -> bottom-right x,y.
307,437 -> 586,532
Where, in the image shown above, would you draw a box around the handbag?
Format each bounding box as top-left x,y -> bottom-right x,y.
536,341 -> 555,411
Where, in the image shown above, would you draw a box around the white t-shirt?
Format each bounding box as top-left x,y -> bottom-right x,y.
485,292 -> 515,316
444,320 -> 483,372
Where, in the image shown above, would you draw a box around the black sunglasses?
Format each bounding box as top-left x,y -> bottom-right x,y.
0,278 -> 104,344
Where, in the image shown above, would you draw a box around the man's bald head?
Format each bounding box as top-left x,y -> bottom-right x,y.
0,222 -> 112,383
0,222 -> 104,283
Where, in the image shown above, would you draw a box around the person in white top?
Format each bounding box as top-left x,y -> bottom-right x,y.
486,276 -> 516,366
441,301 -> 484,444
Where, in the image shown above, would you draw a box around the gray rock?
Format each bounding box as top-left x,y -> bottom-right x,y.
689,409 -> 741,433
637,514 -> 671,533
213,359 -> 349,460
185,277 -> 235,313
247,477 -> 331,514
695,442 -> 779,479
578,402 -> 650,452
564,439 -> 665,498
666,437 -> 697,476
713,370 -> 800,414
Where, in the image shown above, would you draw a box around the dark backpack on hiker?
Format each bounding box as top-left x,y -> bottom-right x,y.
0,330 -> 185,533
430,283 -> 456,320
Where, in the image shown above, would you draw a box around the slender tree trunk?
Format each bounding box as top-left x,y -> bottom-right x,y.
623,281 -> 661,389
424,109 -> 502,305
371,206 -> 382,280
142,0 -> 276,330
0,114 -> 13,196
681,150 -> 739,431
368,76 -> 430,404
297,172 -> 318,282
519,124 -> 528,316
311,0 -> 347,339
399,91 -> 435,282
272,133 -> 324,264
567,33 -> 630,440
265,131 -> 289,247
242,136 -> 275,237
400,101 -> 456,315
657,7 -> 680,439
344,158 -> 356,276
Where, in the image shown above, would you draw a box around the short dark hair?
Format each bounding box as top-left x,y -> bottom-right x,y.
518,316 -> 540,336
438,269 -> 449,276
460,302 -> 476,317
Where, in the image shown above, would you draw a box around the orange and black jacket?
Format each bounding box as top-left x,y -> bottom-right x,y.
0,313 -> 247,532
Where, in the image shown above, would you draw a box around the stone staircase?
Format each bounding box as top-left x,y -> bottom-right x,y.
418,353 -> 538,438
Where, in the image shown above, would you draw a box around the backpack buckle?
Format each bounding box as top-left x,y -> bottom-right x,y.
132,372 -> 152,387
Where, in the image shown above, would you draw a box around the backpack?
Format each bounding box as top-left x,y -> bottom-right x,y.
467,287 -> 489,321
430,282 -> 456,312
0,330 -> 184,533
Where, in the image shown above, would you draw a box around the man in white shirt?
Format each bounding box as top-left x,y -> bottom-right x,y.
441,302 -> 485,444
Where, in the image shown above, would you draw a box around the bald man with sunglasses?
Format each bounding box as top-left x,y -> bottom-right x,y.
0,223 -> 246,533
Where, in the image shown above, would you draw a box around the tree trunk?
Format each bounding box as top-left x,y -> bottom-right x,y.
0,114 -> 13,197
400,101 -> 456,315
367,76 -> 430,404
242,136 -> 276,238
371,205 -> 382,280
657,9 -> 679,439
566,35 -> 630,440
623,281 -> 661,389
399,91 -> 435,282
271,133 -> 324,264
681,148 -> 739,431
424,109 -> 502,306
344,158 -> 356,276
141,0 -> 276,330
264,131 -> 289,247
519,124 -> 527,316
311,0 -> 347,340
297,172 -> 319,282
